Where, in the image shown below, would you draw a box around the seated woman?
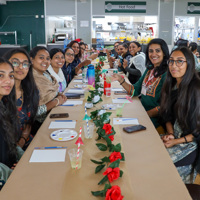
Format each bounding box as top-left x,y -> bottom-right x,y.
66,40 -> 81,70
47,48 -> 66,92
0,58 -> 23,188
79,42 -> 98,62
3,48 -> 39,150
122,41 -> 146,84
30,46 -> 67,135
106,41 -> 120,68
62,47 -> 91,85
112,38 -> 169,134
117,43 -> 132,73
160,46 -> 200,183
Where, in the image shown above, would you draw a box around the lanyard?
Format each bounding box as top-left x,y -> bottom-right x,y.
145,69 -> 155,87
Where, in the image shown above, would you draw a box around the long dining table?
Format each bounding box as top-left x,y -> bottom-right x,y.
0,63 -> 192,200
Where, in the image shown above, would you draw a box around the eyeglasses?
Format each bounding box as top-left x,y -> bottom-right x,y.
80,47 -> 85,51
167,59 -> 187,67
65,52 -> 75,57
114,45 -> 119,48
10,58 -> 31,69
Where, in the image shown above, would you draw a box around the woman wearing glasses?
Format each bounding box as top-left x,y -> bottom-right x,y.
47,48 -> 66,92
3,48 -> 39,150
160,46 -> 200,183
0,58 -> 24,188
62,47 -> 91,85
112,38 -> 169,133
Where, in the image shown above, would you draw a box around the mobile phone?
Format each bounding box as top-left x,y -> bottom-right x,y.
123,125 -> 146,133
114,91 -> 127,95
50,113 -> 69,119
64,93 -> 81,99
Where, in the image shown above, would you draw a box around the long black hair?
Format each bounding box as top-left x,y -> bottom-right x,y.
160,46 -> 200,136
0,58 -> 20,161
189,42 -> 198,53
29,46 -> 48,59
146,38 -> 169,77
49,48 -> 64,59
67,40 -> 81,60
3,48 -> 39,126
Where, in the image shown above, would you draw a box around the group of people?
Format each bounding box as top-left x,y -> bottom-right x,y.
0,40 -> 97,188
0,37 -> 200,188
111,38 -> 200,183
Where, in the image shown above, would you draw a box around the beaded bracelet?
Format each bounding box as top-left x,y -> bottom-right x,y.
184,136 -> 188,143
120,79 -> 125,85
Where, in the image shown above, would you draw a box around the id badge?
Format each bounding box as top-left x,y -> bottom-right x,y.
141,85 -> 147,95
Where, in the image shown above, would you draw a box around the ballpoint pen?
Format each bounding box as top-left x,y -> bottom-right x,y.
60,104 -> 75,106
54,120 -> 76,122
116,118 -> 137,121
34,146 -> 67,149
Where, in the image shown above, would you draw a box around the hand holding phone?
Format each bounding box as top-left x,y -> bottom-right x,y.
50,113 -> 69,119
123,125 -> 146,133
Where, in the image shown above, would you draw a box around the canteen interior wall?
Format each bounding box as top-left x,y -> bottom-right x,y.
77,0 -> 91,46
0,0 -> 45,51
45,0 -> 75,15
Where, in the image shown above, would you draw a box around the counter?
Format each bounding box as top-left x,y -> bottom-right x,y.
0,45 -> 28,57
47,43 -> 64,51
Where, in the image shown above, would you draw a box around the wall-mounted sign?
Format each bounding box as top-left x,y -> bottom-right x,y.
187,2 -> 200,14
105,1 -> 146,13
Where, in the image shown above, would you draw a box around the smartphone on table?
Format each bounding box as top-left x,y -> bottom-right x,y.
50,113 -> 69,119
123,125 -> 146,133
114,91 -> 127,95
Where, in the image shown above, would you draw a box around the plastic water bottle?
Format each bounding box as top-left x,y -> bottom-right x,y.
87,64 -> 95,87
82,66 -> 88,83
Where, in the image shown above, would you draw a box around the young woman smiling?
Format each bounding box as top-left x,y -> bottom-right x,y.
122,41 -> 146,84
62,47 -> 91,85
160,46 -> 200,183
112,38 -> 169,133
30,46 -> 67,135
3,48 -> 39,150
47,48 -> 66,92
0,58 -> 23,188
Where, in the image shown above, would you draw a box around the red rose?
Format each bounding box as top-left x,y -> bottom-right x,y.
18,107 -> 22,112
103,167 -> 120,183
108,134 -> 114,141
103,124 -> 112,134
109,152 -> 122,163
105,185 -> 124,200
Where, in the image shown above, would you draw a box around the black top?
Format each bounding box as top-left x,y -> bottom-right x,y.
119,52 -> 132,74
162,88 -> 200,139
0,126 -> 16,168
126,62 -> 141,84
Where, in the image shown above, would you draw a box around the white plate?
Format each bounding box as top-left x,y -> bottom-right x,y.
50,129 -> 78,141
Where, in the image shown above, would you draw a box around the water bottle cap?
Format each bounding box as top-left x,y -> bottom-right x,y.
88,64 -> 94,69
